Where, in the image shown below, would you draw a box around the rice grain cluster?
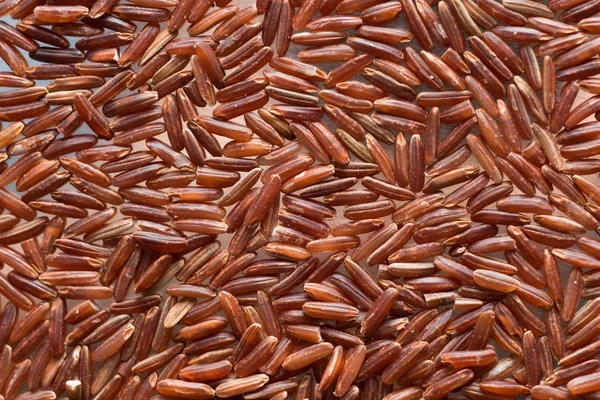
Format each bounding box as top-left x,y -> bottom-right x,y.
0,0 -> 597,399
